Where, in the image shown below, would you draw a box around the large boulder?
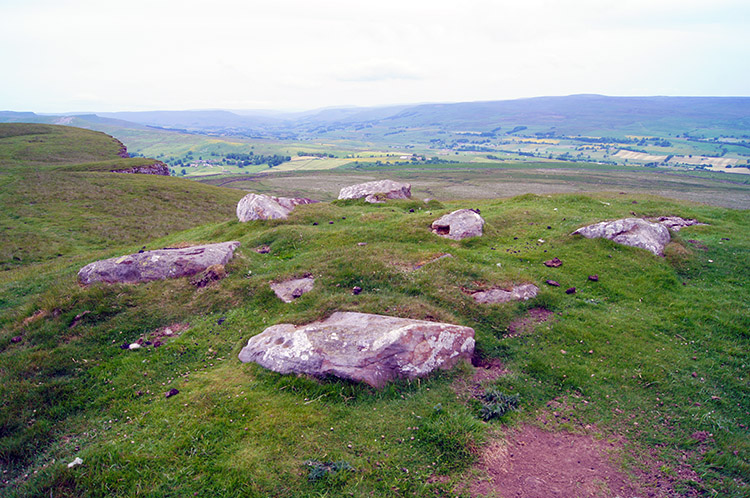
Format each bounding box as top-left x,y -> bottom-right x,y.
238,311 -> 475,388
431,209 -> 485,240
472,283 -> 539,304
236,193 -> 316,221
338,180 -> 411,203
78,241 -> 240,285
270,277 -> 315,303
572,218 -> 670,256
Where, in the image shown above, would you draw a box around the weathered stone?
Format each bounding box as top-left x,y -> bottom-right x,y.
472,284 -> 539,304
431,209 -> 485,240
236,193 -> 316,221
566,287 -> 577,294
338,180 -> 412,203
588,274 -> 599,282
544,257 -> 563,268
572,218 -> 670,256
650,216 -> 708,231
111,162 -> 169,175
165,388 -> 179,398
78,241 -> 240,285
238,311 -> 475,388
270,277 -> 315,303
546,280 -> 560,287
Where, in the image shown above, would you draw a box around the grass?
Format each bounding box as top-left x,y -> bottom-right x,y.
1,124 -> 749,497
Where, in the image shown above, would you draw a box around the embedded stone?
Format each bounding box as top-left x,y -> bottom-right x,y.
572,218 -> 670,256
431,209 -> 485,240
238,312 -> 475,388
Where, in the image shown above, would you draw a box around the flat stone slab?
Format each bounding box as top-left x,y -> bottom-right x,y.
78,241 -> 240,285
238,311 -> 475,388
572,218 -> 670,256
473,283 -> 539,304
650,216 -> 708,231
237,193 -> 316,221
431,209 -> 485,240
270,277 -> 315,303
338,180 -> 411,203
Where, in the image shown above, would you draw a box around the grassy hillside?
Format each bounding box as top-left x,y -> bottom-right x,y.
0,124 -> 245,270
1,126 -> 748,497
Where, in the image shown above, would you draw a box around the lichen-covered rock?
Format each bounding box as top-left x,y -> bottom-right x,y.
431,209 -> 485,240
238,311 -> 475,388
78,241 -> 240,285
572,218 -> 670,256
270,277 -> 315,303
338,180 -> 411,203
472,284 -> 539,304
236,193 -> 316,221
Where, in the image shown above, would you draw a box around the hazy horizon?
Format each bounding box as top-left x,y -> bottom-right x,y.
2,0 -> 749,113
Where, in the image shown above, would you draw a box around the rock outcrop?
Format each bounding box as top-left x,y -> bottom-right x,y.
238,311 -> 475,388
572,218 -> 670,256
270,277 -> 315,303
78,241 -> 240,285
431,209 -> 485,240
236,193 -> 316,221
472,283 -> 539,304
338,180 -> 412,203
111,162 -> 170,176
650,216 -> 707,231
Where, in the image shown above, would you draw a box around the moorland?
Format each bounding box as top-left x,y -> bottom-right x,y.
0,113 -> 748,498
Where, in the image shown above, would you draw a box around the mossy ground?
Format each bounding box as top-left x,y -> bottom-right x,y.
1,125 -> 748,497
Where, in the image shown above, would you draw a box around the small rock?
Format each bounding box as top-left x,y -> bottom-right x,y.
119,343 -> 129,350
255,245 -> 271,254
544,257 -> 562,268
313,222 -> 318,226
153,340 -> 163,348
11,335 -> 22,343
588,274 -> 599,282
217,317 -> 226,325
692,372 -> 698,378
546,280 -> 560,287
67,457 -> 83,468
409,208 -> 415,213
271,277 -> 315,303
565,287 -> 576,294
165,388 -> 180,398
128,343 -> 141,350
352,286 -> 363,295
357,242 -> 367,246
329,221 -> 334,224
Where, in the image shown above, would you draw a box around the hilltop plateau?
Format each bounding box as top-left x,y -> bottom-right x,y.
0,124 -> 748,497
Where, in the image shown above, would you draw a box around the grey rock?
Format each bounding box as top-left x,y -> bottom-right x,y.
472,283 -> 539,304
650,216 -> 708,231
270,277 -> 315,303
431,209 -> 485,240
236,193 -> 316,221
238,311 -> 475,388
572,218 -> 670,256
78,241 -> 240,285
338,180 -> 412,203
111,162 -> 169,176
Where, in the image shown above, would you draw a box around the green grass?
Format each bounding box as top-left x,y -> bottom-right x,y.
1,124 -> 749,497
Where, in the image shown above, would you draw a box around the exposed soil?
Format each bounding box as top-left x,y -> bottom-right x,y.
471,424 -> 645,498
505,308 -> 554,337
471,356 -> 509,383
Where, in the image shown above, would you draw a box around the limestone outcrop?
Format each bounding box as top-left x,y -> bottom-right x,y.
238,311 -> 475,388
111,162 -> 169,176
236,193 -> 316,221
78,241 -> 240,285
572,218 -> 670,256
338,180 -> 411,203
431,209 -> 485,240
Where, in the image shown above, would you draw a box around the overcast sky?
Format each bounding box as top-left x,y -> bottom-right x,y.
1,0 -> 748,112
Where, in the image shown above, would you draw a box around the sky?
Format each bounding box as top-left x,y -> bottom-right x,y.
1,0 -> 749,112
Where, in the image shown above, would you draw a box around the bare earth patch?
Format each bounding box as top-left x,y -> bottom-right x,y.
471,424 -> 643,498
505,308 -> 554,337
